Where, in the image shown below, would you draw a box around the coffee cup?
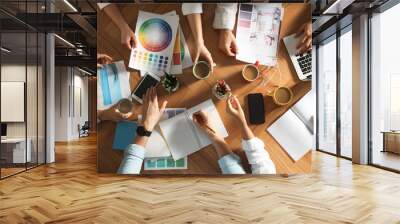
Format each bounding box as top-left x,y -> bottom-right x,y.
193,61 -> 211,80
116,98 -> 133,114
242,64 -> 260,82
272,87 -> 293,106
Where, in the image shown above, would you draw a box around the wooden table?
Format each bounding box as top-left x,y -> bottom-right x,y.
97,3 -> 312,174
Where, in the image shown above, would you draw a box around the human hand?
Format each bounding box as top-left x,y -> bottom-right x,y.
120,25 -> 136,50
97,54 -> 113,68
194,42 -> 215,72
141,87 -> 168,132
295,22 -> 312,54
192,110 -> 219,139
226,95 -> 246,125
219,30 -> 238,56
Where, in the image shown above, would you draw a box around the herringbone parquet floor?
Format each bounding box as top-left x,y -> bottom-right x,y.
1,135 -> 399,224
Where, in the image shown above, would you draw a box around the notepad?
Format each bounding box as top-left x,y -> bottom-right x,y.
113,121 -> 138,150
267,110 -> 312,161
159,99 -> 228,160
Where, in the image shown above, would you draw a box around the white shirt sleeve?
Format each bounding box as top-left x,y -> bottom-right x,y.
213,3 -> 238,30
242,138 -> 277,174
97,3 -> 110,10
182,3 -> 203,15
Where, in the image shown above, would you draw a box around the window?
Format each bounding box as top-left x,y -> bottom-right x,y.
317,36 -> 337,154
370,2 -> 400,171
339,27 -> 352,158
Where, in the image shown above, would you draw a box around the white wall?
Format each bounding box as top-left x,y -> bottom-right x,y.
54,66 -> 89,141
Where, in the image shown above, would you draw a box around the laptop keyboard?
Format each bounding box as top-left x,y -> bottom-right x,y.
295,52 -> 312,75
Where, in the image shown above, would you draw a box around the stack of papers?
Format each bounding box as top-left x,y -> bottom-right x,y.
129,11 -> 193,77
236,4 -> 284,66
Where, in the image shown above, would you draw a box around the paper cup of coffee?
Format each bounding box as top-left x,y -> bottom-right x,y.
193,61 -> 211,80
242,64 -> 259,82
116,98 -> 133,114
272,87 -> 293,106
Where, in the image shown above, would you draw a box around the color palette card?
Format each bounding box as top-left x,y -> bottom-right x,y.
235,4 -> 284,66
144,156 -> 187,170
170,26 -> 182,74
97,61 -> 131,110
129,11 -> 179,76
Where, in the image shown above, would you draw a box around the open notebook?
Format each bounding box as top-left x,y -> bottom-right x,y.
267,109 -> 312,162
159,99 -> 228,160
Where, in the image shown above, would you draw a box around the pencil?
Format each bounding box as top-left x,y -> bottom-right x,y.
204,124 -> 215,134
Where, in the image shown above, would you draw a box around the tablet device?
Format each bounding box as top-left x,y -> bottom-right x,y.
247,93 -> 265,124
131,72 -> 160,103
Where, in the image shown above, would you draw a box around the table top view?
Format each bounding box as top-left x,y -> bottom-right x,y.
97,3 -> 312,174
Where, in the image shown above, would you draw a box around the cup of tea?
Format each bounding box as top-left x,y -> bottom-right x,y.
242,64 -> 260,82
116,98 -> 133,114
272,87 -> 293,106
193,61 -> 211,80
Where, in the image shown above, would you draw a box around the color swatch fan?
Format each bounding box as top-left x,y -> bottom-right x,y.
129,11 -> 179,75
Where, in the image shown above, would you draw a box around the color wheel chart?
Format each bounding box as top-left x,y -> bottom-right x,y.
139,18 -> 172,52
129,11 -> 179,75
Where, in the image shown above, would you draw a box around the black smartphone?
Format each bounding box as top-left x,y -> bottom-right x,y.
247,93 -> 265,124
131,72 -> 160,104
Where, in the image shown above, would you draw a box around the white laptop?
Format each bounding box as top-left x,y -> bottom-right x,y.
283,33 -> 312,81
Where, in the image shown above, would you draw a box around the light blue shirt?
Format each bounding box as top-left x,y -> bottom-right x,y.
117,137 -> 276,175
117,144 -> 145,174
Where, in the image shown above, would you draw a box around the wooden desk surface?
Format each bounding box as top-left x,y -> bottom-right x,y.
97,3 -> 312,174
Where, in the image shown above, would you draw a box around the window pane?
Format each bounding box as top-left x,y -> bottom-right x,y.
340,28 -> 352,158
1,31 -> 28,177
371,3 -> 400,171
318,36 -> 337,154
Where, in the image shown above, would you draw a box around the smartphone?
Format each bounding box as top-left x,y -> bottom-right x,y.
247,93 -> 265,124
131,72 -> 160,104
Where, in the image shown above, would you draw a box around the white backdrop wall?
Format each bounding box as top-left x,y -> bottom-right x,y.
54,67 -> 89,141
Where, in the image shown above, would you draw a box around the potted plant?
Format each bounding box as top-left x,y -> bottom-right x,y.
212,80 -> 231,100
162,72 -> 179,93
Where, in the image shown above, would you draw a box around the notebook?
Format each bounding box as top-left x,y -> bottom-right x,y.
142,108 -> 186,158
267,109 -> 312,161
159,99 -> 228,160
112,121 -> 138,150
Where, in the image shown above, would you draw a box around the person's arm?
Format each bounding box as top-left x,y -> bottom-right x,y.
213,4 -> 239,57
183,4 -> 214,71
193,111 -> 245,174
227,96 -> 276,174
213,3 -> 238,30
117,87 -> 168,174
102,4 -> 136,49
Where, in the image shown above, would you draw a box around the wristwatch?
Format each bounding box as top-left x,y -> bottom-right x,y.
136,126 -> 152,137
